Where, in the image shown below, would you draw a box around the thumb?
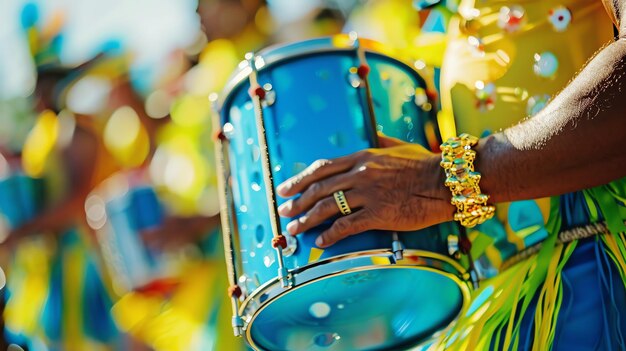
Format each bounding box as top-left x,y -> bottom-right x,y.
377,132 -> 405,148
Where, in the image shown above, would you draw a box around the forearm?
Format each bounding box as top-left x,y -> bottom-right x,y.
475,38 -> 626,203
9,194 -> 85,240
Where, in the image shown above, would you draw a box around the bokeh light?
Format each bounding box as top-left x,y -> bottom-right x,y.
104,105 -> 150,167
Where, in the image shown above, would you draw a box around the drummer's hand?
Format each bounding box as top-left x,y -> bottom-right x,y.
277,134 -> 453,248
141,214 -> 220,250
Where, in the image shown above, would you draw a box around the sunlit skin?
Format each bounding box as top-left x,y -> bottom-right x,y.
277,134 -> 450,247
278,3 -> 626,248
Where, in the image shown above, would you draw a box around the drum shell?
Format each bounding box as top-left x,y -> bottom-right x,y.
218,37 -> 469,351
220,41 -> 452,289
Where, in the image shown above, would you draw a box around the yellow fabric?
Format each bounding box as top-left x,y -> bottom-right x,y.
3,238 -> 55,339
429,1 -> 618,350
111,260 -> 244,351
62,236 -> 88,351
22,110 -> 59,178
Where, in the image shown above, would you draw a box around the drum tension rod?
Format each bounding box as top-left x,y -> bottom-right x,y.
246,52 -> 291,289
350,31 -> 379,149
210,93 -> 244,337
227,285 -> 244,337
352,32 -> 407,263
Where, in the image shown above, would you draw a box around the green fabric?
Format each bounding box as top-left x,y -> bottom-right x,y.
588,185 -> 626,234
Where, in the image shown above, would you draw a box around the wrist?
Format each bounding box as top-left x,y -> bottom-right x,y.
440,133 -> 496,227
425,153 -> 456,223
473,133 -> 511,204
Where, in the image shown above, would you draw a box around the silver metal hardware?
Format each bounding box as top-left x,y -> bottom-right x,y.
262,83 -> 276,106
391,232 -> 404,261
447,234 -> 460,258
282,232 -> 298,257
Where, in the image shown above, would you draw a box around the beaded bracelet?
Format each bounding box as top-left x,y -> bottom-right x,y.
440,133 -> 495,228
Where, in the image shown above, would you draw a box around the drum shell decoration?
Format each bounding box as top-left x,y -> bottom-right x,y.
217,36 -> 471,351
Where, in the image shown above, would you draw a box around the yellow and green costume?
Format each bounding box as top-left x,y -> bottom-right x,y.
431,0 -> 626,349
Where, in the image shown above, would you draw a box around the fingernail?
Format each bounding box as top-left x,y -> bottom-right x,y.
286,220 -> 298,234
277,182 -> 290,195
277,200 -> 292,216
315,236 -> 324,247
298,215 -> 307,224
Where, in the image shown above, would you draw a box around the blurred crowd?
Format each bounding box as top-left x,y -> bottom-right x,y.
0,0 -> 454,350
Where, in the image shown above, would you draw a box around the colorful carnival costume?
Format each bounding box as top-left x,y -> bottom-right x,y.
433,0 -> 626,349
3,109 -> 121,351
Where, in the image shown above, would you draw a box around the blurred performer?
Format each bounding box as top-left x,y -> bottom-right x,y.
2,2 -> 224,350
2,64 -> 124,351
6,57 -> 226,351
198,0 -> 269,51
275,1 -> 626,350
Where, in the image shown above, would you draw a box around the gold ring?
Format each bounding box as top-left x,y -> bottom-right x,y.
333,190 -> 352,216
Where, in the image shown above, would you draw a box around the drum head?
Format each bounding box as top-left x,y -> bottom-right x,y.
247,266 -> 464,351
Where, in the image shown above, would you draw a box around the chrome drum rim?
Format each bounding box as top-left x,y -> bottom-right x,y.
240,249 -> 472,351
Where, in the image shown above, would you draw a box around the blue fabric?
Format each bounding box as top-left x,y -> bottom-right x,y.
82,260 -> 118,342
560,192 -> 592,229
506,238 -> 626,350
42,251 -> 62,342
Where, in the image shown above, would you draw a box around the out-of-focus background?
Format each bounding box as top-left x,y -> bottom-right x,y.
0,0 -> 453,350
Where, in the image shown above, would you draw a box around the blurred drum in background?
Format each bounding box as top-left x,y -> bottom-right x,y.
86,170 -> 189,295
212,34 -> 473,351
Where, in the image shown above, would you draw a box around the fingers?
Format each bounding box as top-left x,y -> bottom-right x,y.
285,190 -> 363,235
315,209 -> 373,248
277,155 -> 358,197
278,171 -> 356,218
377,132 -> 406,148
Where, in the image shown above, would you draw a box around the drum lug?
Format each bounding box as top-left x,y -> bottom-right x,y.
281,232 -> 298,257
391,232 -> 405,261
261,83 -> 276,107
347,67 -> 364,88
278,266 -> 291,288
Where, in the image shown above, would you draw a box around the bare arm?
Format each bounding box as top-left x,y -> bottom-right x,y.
276,23 -> 626,248
478,37 -> 626,202
141,214 -> 221,250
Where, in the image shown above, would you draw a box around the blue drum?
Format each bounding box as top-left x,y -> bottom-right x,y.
216,35 -> 472,351
87,173 -> 177,294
